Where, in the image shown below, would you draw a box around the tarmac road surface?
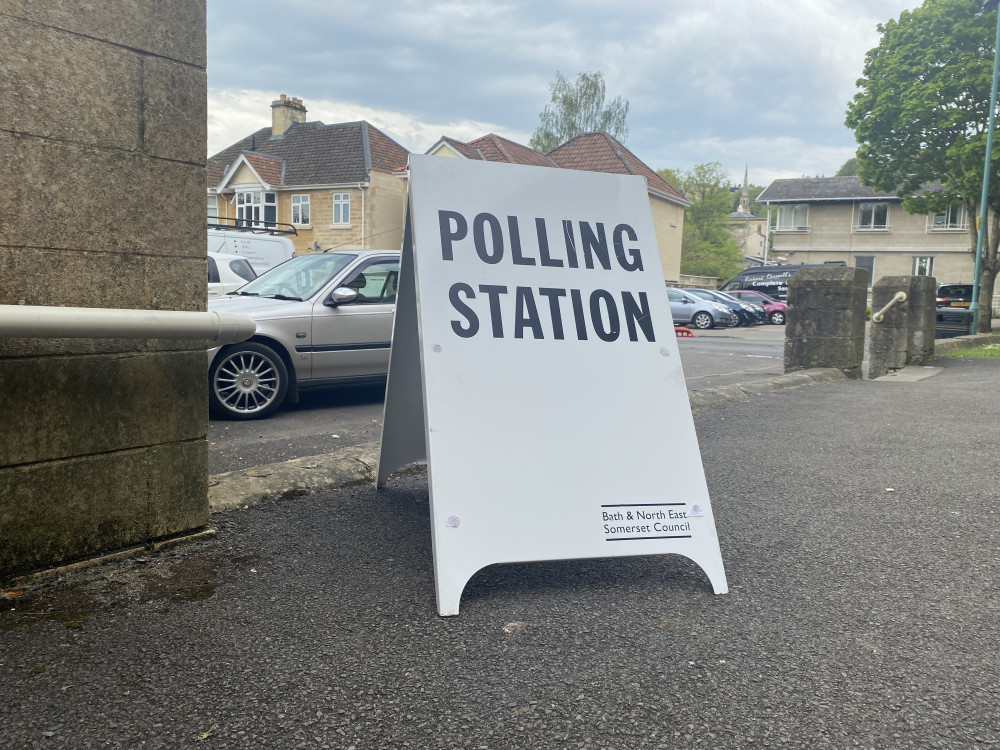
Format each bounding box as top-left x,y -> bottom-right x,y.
4,353 -> 999,749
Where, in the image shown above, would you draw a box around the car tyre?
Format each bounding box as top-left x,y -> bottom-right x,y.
692,311 -> 714,329
769,310 -> 786,325
209,341 -> 289,420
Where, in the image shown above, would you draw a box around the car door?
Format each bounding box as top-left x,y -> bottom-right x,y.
666,289 -> 694,324
309,256 -> 400,381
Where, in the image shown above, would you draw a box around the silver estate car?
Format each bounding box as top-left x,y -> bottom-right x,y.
207,250 -> 400,419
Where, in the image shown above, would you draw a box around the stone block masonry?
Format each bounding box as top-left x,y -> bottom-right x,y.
0,0 -> 209,580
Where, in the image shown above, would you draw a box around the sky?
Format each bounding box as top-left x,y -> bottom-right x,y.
206,0 -> 924,188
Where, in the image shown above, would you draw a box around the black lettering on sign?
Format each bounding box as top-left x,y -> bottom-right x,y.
614,224 -> 643,271
514,286 -> 543,339
438,210 -> 467,261
473,213 -> 504,264
449,283 -> 478,337
478,284 -> 508,338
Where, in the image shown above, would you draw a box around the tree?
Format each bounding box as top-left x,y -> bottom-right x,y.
845,0 -> 1000,331
835,157 -> 860,177
659,162 -> 745,279
529,71 -> 629,153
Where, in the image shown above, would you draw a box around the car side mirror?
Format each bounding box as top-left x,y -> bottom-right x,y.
325,287 -> 358,307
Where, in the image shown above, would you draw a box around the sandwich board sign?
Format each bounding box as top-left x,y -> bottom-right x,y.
378,154 -> 727,616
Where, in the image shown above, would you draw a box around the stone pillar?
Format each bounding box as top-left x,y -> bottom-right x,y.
0,1 -> 208,580
868,276 -> 939,379
905,275 -> 938,365
784,266 -> 868,379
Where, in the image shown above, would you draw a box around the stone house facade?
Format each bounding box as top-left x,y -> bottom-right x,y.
426,132 -> 690,283
207,96 -> 410,256
756,177 -> 974,287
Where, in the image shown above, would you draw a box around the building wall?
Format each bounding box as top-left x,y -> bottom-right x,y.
769,201 -> 974,285
214,173 -> 407,255
369,170 -> 407,251
648,196 -> 685,282
0,0 -> 209,579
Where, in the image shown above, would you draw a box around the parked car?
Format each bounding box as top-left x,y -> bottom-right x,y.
936,283 -> 973,308
207,250 -> 400,419
666,288 -> 738,329
208,252 -> 257,299
683,288 -> 763,326
726,289 -> 787,325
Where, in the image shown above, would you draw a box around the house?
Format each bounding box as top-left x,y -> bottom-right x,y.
426,132 -> 690,282
207,95 -> 410,256
755,176 -> 974,286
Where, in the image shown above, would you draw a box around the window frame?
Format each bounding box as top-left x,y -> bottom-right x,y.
930,203 -> 967,231
912,256 -> 934,276
207,194 -> 218,219
291,194 -> 311,226
332,192 -> 351,226
773,204 -> 809,232
856,201 -> 889,231
235,189 -> 277,228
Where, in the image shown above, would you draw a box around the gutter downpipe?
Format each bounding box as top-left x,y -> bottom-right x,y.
0,305 -> 256,345
973,0 -> 1000,333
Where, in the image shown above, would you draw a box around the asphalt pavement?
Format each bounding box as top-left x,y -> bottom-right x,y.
3,334 -> 1000,749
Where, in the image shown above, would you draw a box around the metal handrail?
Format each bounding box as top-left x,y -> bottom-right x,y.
0,305 -> 256,344
871,291 -> 907,323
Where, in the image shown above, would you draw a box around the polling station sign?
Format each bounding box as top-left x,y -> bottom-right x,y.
378,154 -> 727,616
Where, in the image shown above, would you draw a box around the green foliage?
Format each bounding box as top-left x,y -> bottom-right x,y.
844,0 -> 1000,329
659,162 -> 745,279
529,71 -> 629,153
835,157 -> 860,176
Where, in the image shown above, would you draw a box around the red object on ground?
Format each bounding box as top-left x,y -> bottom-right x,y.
675,327 -> 696,338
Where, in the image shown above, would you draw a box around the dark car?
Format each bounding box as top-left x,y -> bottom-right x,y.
936,284 -> 973,308
727,289 -> 787,325
683,288 -> 763,326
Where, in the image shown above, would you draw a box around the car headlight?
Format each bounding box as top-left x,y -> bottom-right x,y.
711,303 -> 730,312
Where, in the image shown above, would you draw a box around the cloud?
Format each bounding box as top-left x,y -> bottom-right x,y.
206,0 -> 923,185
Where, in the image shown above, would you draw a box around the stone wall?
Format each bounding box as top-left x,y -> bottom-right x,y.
784,266 -> 868,379
0,0 -> 208,580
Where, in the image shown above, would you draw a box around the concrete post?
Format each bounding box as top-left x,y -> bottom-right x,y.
868,276 -> 912,379
905,276 -> 938,365
784,266 -> 868,379
868,276 -> 939,379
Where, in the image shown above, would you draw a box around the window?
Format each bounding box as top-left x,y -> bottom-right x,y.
207,195 -> 218,219
291,194 -> 310,225
857,202 -> 889,230
931,204 -> 967,230
263,192 -> 276,225
913,256 -> 934,276
235,190 -> 277,227
774,204 -> 808,230
342,259 -> 399,304
854,256 -> 875,289
333,192 -> 351,225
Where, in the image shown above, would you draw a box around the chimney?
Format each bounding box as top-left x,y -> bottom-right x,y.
271,94 -> 307,138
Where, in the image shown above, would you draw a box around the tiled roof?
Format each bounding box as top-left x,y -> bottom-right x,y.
467,134 -> 559,168
547,133 -> 688,204
756,176 -> 898,203
208,120 -> 410,190
428,131 -> 688,206
241,152 -> 284,186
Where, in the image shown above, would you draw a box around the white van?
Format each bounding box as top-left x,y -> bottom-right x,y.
207,220 -> 296,274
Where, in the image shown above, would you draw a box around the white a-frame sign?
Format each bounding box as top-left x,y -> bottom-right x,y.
378,154 -> 727,616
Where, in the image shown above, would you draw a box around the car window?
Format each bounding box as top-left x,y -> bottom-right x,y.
207,255 -> 220,284
342,259 -> 400,304
228,258 -> 257,282
237,252 -> 357,299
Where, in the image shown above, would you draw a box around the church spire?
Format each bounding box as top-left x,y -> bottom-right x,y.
738,165 -> 751,215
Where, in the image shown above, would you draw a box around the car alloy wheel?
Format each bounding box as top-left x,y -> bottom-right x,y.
769,311 -> 786,325
209,341 -> 289,419
692,311 -> 714,329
